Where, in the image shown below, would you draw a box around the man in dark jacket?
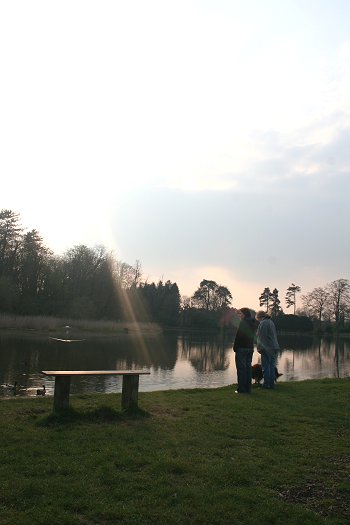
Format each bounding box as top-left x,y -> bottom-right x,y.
233,308 -> 258,393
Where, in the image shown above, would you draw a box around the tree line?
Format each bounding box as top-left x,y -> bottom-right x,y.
258,280 -> 350,332
1,209 -> 349,332
0,210 -> 180,325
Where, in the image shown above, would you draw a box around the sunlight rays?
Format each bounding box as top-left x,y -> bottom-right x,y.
110,264 -> 163,367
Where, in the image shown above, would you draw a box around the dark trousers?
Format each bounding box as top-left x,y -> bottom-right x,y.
261,351 -> 277,389
235,348 -> 253,393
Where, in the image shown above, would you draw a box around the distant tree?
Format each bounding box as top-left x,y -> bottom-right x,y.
0,275 -> 18,312
157,280 -> 181,326
326,278 -> 350,329
259,287 -> 272,312
285,283 -> 301,314
216,285 -> 233,309
133,259 -> 142,287
17,230 -> 52,309
0,209 -> 23,280
301,286 -> 328,322
91,252 -> 121,319
192,279 -> 232,311
274,313 -> 313,332
180,295 -> 191,309
114,260 -> 139,289
61,245 -> 109,318
137,280 -> 180,325
270,288 -> 282,317
38,255 -> 66,316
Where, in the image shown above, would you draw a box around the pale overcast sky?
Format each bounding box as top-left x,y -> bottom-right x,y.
2,0 -> 350,310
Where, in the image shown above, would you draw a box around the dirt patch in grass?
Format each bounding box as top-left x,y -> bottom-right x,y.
279,456 -> 350,521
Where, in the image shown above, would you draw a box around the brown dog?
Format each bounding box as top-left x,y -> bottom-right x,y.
251,363 -> 282,385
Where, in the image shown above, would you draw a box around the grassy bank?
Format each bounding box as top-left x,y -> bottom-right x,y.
0,379 -> 349,525
0,313 -> 162,337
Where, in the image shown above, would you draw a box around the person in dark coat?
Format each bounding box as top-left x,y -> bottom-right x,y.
233,308 -> 258,393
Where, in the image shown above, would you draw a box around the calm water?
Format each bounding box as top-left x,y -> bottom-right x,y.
0,332 -> 349,398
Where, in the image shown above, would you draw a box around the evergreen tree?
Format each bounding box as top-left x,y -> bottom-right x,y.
0,209 -> 23,280
285,283 -> 301,314
17,229 -> 52,314
192,279 -> 232,311
259,287 -> 272,312
270,288 -> 282,317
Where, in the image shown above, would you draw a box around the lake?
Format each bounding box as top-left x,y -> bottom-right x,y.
0,332 -> 349,398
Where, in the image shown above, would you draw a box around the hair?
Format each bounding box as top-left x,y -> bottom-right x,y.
239,307 -> 251,318
256,310 -> 270,320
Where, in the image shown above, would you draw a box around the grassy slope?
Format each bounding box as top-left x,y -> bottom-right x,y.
0,379 -> 349,525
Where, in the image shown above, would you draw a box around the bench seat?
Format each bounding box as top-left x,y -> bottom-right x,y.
41,370 -> 150,412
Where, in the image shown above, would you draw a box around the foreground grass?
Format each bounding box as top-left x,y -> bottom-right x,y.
0,380 -> 349,525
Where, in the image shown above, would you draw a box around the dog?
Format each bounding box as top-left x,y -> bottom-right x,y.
251,363 -> 282,385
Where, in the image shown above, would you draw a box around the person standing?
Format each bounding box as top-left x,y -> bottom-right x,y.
255,311 -> 280,389
233,308 -> 258,393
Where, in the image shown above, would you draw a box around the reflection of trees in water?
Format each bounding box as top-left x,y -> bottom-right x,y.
283,354 -> 295,376
0,335 -> 44,388
112,334 -> 178,371
2,332 -> 350,392
333,337 -> 346,378
278,337 -> 350,380
278,334 -> 313,351
0,333 -> 179,390
178,336 -> 229,373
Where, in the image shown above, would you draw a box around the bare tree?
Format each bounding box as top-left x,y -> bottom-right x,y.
301,286 -> 328,322
326,278 -> 350,328
133,259 -> 142,287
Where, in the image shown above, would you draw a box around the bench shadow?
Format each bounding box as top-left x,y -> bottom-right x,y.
37,405 -> 150,427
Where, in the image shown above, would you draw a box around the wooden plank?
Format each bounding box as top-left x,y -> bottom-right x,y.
121,374 -> 140,410
53,375 -> 71,411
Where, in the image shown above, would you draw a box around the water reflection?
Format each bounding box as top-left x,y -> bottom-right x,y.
0,332 -> 349,397
277,335 -> 350,382
179,335 -> 229,372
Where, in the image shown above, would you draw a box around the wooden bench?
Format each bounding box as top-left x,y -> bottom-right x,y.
41,370 -> 151,412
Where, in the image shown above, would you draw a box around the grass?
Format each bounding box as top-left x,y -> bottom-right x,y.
0,379 -> 349,524
0,313 -> 162,336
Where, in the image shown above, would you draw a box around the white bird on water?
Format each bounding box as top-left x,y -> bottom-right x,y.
48,324 -> 84,343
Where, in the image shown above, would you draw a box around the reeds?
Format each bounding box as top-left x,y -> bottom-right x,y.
0,313 -> 162,335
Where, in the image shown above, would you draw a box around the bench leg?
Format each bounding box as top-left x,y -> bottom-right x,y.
121,374 -> 139,410
53,376 -> 71,411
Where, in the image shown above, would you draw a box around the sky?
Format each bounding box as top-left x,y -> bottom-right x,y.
1,0 -> 350,311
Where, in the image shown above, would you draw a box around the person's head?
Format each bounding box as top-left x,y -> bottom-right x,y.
239,307 -> 251,318
256,310 -> 270,321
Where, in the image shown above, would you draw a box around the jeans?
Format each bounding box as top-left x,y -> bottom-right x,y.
235,348 -> 253,393
261,351 -> 277,389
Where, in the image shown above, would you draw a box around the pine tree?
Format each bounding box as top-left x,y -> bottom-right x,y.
270,288 -> 281,317
285,283 -> 301,314
259,287 -> 272,312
